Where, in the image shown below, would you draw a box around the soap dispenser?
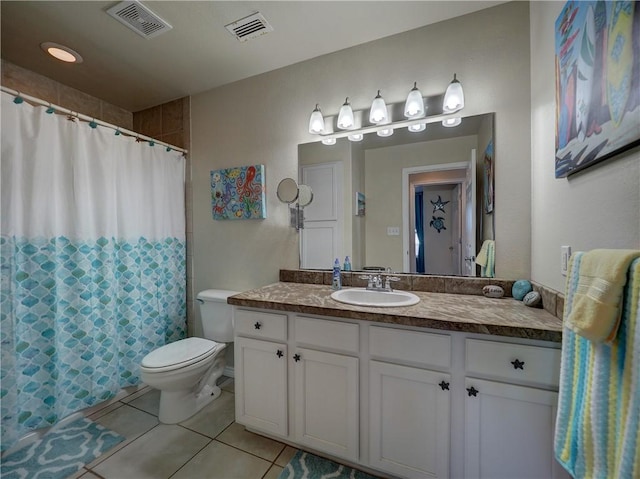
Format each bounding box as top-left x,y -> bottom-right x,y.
343,256 -> 352,271
332,258 -> 342,290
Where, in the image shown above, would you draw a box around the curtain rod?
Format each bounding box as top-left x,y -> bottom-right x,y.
1,86 -> 188,154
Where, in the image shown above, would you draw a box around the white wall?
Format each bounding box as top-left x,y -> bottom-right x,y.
190,1 -> 532,296
530,2 -> 640,292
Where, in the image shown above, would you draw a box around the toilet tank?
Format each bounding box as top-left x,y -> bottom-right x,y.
196,289 -> 240,343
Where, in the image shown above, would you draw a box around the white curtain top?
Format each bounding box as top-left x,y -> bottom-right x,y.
1,92 -> 185,241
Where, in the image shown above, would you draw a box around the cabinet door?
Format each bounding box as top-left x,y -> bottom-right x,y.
235,337 -> 288,436
464,378 -> 568,479
369,361 -> 450,479
293,347 -> 359,461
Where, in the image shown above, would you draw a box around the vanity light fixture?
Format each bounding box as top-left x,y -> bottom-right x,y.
404,82 -> 425,119
308,104 -> 325,134
307,73 -> 465,145
337,97 -> 355,129
40,42 -> 83,63
443,73 -> 464,113
408,123 -> 426,132
369,90 -> 389,124
442,117 -> 462,127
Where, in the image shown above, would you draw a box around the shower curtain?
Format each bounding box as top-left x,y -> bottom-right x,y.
0,92 -> 186,451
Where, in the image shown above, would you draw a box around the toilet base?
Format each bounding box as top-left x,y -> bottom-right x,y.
158,384 -> 222,424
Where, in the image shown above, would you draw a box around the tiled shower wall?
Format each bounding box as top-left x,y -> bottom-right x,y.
1,60 -> 133,129
2,59 -> 194,334
133,102 -> 194,335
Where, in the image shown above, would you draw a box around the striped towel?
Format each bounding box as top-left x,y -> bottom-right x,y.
554,252 -> 640,478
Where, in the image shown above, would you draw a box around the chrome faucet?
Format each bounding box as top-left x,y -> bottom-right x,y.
360,272 -> 401,292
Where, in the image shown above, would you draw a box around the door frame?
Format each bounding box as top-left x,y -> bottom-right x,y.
402,162 -> 469,273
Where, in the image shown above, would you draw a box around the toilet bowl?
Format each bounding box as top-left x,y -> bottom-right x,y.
139,289 -> 239,424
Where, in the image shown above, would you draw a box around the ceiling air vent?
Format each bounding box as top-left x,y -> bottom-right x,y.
107,1 -> 172,39
225,12 -> 274,42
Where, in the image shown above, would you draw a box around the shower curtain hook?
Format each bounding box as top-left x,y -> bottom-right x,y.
46,103 -> 55,114
115,128 -> 121,136
148,140 -> 155,146
67,111 -> 77,122
13,91 -> 24,104
88,119 -> 98,129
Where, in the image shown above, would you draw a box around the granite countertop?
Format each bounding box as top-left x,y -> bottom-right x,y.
228,282 -> 564,342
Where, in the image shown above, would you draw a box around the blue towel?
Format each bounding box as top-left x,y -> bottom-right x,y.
554,252 -> 640,478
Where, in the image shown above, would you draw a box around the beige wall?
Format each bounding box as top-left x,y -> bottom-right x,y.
190,1 -> 532,299
364,136 -> 477,271
529,3 -> 640,292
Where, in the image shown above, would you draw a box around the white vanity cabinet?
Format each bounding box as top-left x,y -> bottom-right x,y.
463,339 -> 568,479
292,316 -> 360,462
234,309 -> 288,436
233,305 -> 565,479
368,326 -> 451,479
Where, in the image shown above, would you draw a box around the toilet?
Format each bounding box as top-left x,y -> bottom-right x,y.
140,289 -> 239,424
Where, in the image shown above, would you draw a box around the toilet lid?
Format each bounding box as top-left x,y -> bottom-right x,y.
141,337 -> 222,371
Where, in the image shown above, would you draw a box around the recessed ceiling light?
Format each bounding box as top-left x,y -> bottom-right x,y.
40,42 -> 83,63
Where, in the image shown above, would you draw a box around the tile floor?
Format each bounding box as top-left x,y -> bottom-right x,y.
69,378 -> 298,479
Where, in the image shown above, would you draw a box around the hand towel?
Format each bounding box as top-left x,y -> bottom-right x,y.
555,253 -> 640,478
565,249 -> 640,343
475,240 -> 495,278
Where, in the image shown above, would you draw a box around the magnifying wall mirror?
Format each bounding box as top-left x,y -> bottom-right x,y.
277,178 -> 314,230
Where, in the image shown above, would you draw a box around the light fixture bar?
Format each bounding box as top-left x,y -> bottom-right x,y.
314,111 -> 463,142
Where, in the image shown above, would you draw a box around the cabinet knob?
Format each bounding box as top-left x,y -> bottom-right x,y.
467,386 -> 479,397
293,353 -> 301,362
254,322 -> 262,330
276,350 -> 283,358
511,358 -> 525,370
439,381 -> 450,391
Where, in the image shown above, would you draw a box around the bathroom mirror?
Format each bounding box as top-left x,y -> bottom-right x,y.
277,178 -> 299,203
297,112 -> 494,275
277,177 -> 314,231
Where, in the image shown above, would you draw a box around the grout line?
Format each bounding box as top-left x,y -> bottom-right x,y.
212,436 -> 286,464
166,436 -> 213,479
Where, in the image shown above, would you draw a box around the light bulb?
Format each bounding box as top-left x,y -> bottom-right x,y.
308,104 -> 325,134
337,97 -> 355,129
348,133 -> 363,142
404,82 -> 425,118
408,123 -> 426,132
442,117 -> 462,127
377,128 -> 394,137
369,90 -> 389,124
443,74 -> 464,113
322,138 -> 337,145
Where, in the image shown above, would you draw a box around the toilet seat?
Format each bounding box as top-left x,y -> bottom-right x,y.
141,337 -> 224,373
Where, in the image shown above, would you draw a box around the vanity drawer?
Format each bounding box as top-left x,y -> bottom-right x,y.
465,339 -> 561,388
234,309 -> 287,341
294,316 -> 359,354
369,326 -> 451,370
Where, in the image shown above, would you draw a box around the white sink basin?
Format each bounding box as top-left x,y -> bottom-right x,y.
330,288 -> 420,307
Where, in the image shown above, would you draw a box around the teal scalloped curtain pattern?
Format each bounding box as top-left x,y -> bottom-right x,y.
0,92 -> 186,451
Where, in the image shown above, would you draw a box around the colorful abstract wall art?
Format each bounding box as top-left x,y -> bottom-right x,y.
211,164 -> 266,220
555,1 -> 639,178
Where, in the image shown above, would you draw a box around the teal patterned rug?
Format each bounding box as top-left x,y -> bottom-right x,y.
279,450 -> 380,479
1,417 -> 125,479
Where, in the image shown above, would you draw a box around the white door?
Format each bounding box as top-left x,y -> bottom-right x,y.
463,149 -> 477,276
300,162 -> 343,269
369,361 -> 450,479
293,347 -> 359,461
234,337 -> 288,436
464,378 -> 569,479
